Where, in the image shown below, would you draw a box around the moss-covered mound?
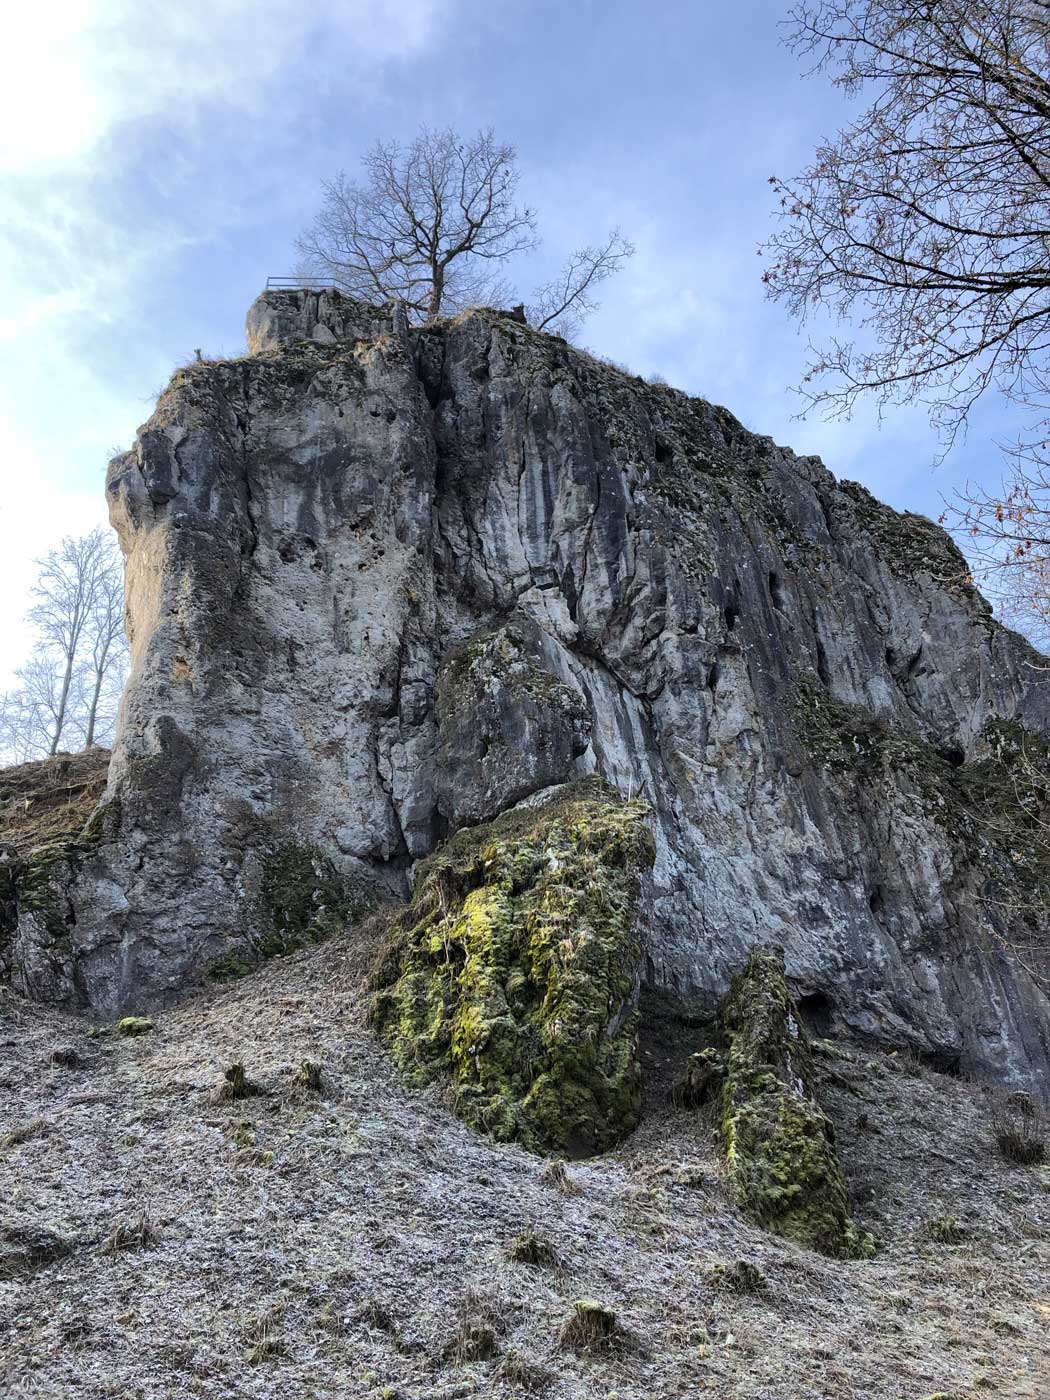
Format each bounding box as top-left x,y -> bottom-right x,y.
369,779 -> 655,1156
720,948 -> 872,1259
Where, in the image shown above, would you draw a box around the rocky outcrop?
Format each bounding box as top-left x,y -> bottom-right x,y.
719,947 -> 872,1258
369,778 -> 654,1155
5,287 -> 1050,1090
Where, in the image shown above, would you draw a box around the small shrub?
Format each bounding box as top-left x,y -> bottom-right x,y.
505,1226 -> 558,1268
540,1158 -> 581,1197
559,1299 -> 620,1354
49,1045 -> 79,1069
102,1211 -> 157,1255
927,1215 -> 966,1245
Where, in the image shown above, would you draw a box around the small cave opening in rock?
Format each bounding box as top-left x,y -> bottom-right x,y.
868,885 -> 885,918
797,990 -> 835,1037
707,660 -> 720,692
723,600 -> 739,633
936,742 -> 966,768
654,434 -> 672,465
768,571 -> 786,612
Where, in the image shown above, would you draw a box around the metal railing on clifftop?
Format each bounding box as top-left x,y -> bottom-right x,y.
265,276 -> 338,290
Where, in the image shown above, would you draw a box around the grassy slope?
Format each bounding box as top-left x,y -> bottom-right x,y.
1,927 -> 1048,1400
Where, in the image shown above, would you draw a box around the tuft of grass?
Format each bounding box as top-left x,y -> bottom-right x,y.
505,1226 -> 559,1269
498,1349 -> 551,1391
559,1299 -> 620,1354
102,1211 -> 157,1255
540,1158 -> 581,1197
290,1059 -> 322,1099
214,1063 -> 259,1103
0,1117 -> 50,1151
708,1260 -> 767,1293
990,1089 -> 1047,1166
243,1305 -> 287,1364
927,1215 -> 966,1246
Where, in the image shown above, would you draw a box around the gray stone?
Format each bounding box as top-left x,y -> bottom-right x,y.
6,290 -> 1050,1091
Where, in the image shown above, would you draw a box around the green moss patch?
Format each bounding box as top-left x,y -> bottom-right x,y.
720,948 -> 873,1259
369,778 -> 654,1156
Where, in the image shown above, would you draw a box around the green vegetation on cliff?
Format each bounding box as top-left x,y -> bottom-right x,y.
369,779 -> 654,1156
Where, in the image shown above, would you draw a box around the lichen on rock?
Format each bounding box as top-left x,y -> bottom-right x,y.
369,778 -> 654,1156
720,947 -> 873,1259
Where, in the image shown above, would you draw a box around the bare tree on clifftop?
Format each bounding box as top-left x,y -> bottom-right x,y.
763,1 -> 1050,640
0,528 -> 128,765
295,125 -> 633,333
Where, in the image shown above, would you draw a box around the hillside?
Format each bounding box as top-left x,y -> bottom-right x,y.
2,929 -> 1048,1400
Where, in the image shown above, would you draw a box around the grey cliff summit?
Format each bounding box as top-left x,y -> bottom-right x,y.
3,287 -> 1049,1091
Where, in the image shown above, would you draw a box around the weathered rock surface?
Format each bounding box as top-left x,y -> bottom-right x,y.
5,287 -> 1050,1089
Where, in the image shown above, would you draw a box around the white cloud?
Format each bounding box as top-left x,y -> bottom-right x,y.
0,0 -> 442,177
0,0 -> 448,684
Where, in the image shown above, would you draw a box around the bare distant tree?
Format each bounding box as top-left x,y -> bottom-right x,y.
528,230 -> 635,340
296,126 -> 538,320
296,124 -> 634,336
0,528 -> 128,765
762,0 -> 1050,635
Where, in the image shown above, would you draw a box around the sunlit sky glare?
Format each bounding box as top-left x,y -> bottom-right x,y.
0,0 -> 1022,687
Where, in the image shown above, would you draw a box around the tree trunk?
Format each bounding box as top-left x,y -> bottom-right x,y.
428,265 -> 444,319
85,664 -> 104,748
49,653 -> 73,756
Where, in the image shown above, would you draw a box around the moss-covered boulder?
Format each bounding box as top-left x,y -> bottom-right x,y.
720,947 -> 873,1258
369,779 -> 654,1156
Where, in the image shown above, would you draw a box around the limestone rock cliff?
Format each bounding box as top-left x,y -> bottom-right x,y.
5,288 -> 1050,1089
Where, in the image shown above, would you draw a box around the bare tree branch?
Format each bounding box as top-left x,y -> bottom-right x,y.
529,231 -> 635,339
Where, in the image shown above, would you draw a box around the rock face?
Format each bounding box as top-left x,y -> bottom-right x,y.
6,287 -> 1050,1089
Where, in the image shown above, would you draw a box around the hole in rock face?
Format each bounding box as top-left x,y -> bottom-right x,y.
654,435 -> 672,465
723,601 -> 739,632
768,571 -> 786,611
937,742 -> 966,768
797,990 -> 835,1037
868,886 -> 885,917
707,660 -> 720,692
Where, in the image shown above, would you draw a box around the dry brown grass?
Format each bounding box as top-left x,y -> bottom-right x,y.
0,748 -> 109,856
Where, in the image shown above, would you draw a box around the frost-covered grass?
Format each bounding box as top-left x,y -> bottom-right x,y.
1,929 -> 1048,1400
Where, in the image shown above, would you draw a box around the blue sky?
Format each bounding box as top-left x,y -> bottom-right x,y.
0,0 -> 1016,684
